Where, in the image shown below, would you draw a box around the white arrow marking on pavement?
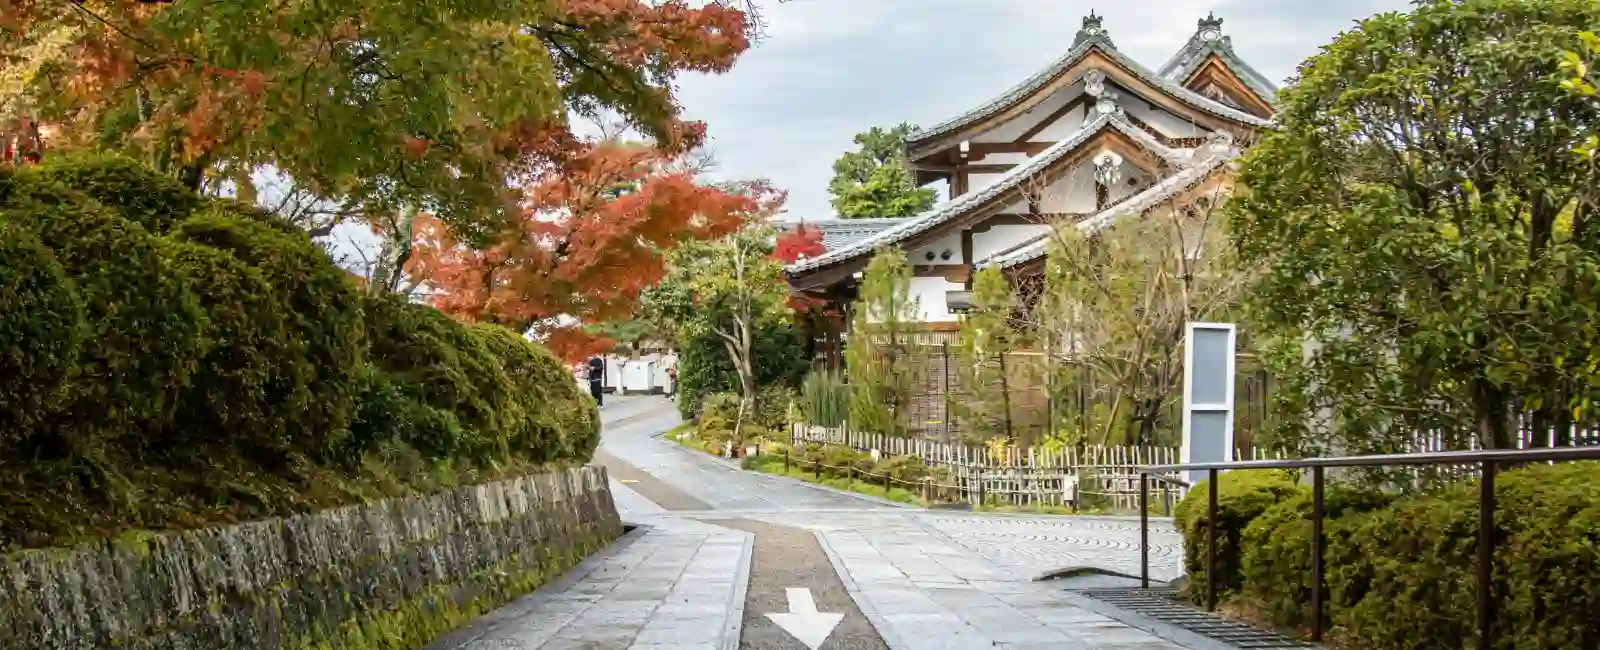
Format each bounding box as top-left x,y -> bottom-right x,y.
765,587 -> 843,650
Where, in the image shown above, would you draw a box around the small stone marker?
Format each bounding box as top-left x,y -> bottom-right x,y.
765,587 -> 843,650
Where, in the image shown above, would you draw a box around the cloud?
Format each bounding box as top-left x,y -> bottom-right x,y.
674,0 -> 1412,221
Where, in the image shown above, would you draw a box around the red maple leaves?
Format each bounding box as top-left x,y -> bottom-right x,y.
408,139 -> 777,360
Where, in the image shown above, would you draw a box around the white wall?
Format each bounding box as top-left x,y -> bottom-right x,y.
972,224 -> 1050,261
1034,163 -> 1099,213
908,231 -> 964,265
909,276 -> 964,323
971,81 -> 1085,143
1123,98 -> 1206,139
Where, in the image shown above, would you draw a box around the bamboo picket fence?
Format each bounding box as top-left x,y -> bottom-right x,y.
785,424 -> 1283,512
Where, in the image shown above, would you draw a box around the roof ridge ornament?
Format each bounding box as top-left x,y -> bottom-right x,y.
1074,11 -> 1112,47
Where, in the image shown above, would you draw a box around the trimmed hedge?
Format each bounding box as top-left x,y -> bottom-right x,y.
1236,484 -> 1395,630
1173,470 -> 1301,601
1325,462 -> 1600,648
159,238 -> 291,454
0,217 -> 85,438
0,153 -> 599,549
1,179 -> 208,450
24,153 -> 200,234
361,294 -> 512,463
472,323 -> 600,463
172,211 -> 365,457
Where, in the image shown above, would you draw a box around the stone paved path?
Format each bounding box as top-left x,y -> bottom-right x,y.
430,396 -> 1193,650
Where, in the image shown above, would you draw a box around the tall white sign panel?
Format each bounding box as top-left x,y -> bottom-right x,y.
1181,322 -> 1236,485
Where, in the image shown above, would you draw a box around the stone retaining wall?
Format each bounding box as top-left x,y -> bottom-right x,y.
0,465 -> 622,650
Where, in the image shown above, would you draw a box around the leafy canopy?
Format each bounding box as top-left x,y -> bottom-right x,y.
407,140 -> 774,360
1,0 -> 753,238
828,123 -> 937,219
1230,0 -> 1600,453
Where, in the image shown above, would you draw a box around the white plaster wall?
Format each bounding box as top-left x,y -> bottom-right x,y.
1032,106 -> 1089,141
968,171 -> 1007,194
1035,163 -> 1099,213
1123,99 -> 1206,138
909,231 -> 964,265
972,224 -> 1050,261
971,82 -> 1084,143
975,152 -> 1030,165
910,276 -> 963,323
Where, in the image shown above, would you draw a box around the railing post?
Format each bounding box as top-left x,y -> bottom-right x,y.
1206,467 -> 1219,612
1312,465 -> 1325,642
1478,460 -> 1496,650
1140,472 -> 1150,588
784,447 -> 790,473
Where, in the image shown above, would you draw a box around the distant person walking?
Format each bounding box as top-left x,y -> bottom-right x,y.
666,364 -> 678,400
586,355 -> 605,407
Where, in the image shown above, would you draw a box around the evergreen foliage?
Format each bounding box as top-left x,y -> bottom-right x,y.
828,124 -> 938,218
955,266 -> 1021,443
845,249 -> 922,435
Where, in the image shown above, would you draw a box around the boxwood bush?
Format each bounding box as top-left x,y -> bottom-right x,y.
1236,483 -> 1395,630
1325,462 -> 1600,648
361,293 -> 511,463
1173,470 -> 1301,601
0,217 -> 85,439
172,211 -> 364,458
472,323 -> 599,463
1,184 -> 208,451
24,153 -> 200,234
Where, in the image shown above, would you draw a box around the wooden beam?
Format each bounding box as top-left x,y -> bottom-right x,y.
970,141 -> 1054,157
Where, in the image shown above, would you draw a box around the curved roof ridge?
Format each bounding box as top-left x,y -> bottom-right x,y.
788,112 -> 1123,276
981,149 -> 1237,270
1158,13 -> 1279,104
905,16 -> 1269,155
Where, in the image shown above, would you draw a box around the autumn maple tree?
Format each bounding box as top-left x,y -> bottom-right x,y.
406,138 -> 777,360
0,0 -> 757,237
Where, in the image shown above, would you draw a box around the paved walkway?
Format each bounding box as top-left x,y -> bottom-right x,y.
430,396 -> 1192,650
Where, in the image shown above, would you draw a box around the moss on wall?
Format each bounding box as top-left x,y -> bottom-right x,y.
1,466 -> 622,650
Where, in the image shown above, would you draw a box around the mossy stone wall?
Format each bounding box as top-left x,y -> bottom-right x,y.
0,466 -> 622,650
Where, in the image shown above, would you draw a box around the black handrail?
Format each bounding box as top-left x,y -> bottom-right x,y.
1138,445 -> 1600,649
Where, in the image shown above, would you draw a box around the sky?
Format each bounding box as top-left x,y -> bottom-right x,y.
670,0 -> 1414,222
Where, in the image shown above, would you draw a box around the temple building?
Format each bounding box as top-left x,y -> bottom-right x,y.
784,12 -> 1276,343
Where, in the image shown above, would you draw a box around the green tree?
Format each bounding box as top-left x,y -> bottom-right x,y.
1033,180 -> 1244,447
845,248 -> 922,435
654,225 -> 794,429
955,267 -> 1021,443
1231,0 -> 1600,455
828,124 -> 937,219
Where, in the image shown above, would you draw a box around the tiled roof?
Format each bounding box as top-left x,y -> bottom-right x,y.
1157,14 -> 1279,105
785,218 -> 915,251
788,113 -> 1182,276
904,18 -> 1269,156
979,149 -> 1238,270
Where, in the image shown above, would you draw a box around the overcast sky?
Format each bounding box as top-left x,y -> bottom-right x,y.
671,0 -> 1414,221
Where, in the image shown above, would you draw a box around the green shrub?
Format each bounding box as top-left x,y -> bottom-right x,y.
27,153 -> 200,234
799,370 -> 849,428
172,211 -> 363,457
362,294 -> 511,463
1174,470 -> 1301,602
472,323 -> 599,463
757,385 -> 795,432
0,217 -> 86,438
2,188 -> 208,450
675,320 -> 808,420
1327,462 -> 1600,648
1237,483 -> 1395,630
159,238 -> 293,454
875,454 -> 928,484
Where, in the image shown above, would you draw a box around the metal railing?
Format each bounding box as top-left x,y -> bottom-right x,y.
1138,446 -> 1600,650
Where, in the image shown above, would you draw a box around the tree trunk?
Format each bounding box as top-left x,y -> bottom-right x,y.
1471,377 -> 1513,449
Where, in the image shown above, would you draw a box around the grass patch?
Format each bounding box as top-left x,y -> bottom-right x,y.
740,452 -> 926,506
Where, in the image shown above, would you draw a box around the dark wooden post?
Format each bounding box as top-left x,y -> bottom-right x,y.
1140,472 -> 1149,588
1312,465 -> 1325,641
1206,468 -> 1219,612
1477,460 -> 1497,650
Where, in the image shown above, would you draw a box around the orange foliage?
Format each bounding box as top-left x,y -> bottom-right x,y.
409,139 -> 775,361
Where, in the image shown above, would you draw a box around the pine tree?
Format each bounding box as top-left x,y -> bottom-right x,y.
956,267 -> 1020,443
845,249 -> 921,435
